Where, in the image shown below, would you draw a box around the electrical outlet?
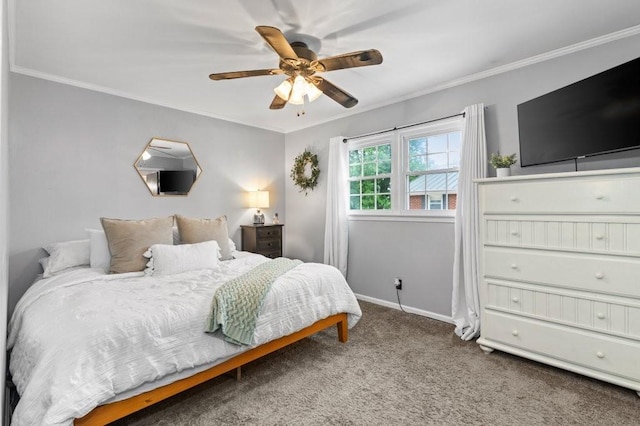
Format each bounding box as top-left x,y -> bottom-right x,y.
394,277 -> 402,290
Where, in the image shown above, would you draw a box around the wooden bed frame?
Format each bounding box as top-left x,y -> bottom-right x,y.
74,313 -> 349,425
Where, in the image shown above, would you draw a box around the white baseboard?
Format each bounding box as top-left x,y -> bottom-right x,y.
354,293 -> 454,324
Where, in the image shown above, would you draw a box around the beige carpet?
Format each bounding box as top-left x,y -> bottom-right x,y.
112,301 -> 640,425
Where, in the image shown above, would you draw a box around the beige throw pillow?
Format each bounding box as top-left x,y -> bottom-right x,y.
175,214 -> 232,260
101,216 -> 174,274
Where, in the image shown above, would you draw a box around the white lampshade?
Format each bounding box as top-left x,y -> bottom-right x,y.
274,79 -> 293,100
305,79 -> 323,102
248,190 -> 270,209
142,150 -> 151,160
288,76 -> 307,105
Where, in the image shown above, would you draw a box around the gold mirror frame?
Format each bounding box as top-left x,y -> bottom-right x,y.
134,138 -> 202,196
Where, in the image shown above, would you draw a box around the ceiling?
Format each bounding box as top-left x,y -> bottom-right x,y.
9,0 -> 640,134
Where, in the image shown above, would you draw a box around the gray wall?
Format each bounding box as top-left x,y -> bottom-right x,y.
8,74 -> 285,313
284,32 -> 640,319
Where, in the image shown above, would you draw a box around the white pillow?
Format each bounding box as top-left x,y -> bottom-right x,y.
42,239 -> 90,277
143,240 -> 220,276
172,224 -> 236,256
86,228 -> 111,273
228,238 -> 237,253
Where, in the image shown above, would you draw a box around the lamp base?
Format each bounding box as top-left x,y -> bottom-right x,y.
253,213 -> 265,225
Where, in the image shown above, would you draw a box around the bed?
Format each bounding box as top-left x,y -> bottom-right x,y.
7,217 -> 361,426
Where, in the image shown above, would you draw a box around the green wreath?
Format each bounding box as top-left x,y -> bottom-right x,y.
290,150 -> 320,195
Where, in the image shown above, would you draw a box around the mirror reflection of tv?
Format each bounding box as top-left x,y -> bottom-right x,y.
158,170 -> 194,194
517,56 -> 640,167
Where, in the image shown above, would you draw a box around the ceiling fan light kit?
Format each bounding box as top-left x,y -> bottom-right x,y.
208,26 -> 383,113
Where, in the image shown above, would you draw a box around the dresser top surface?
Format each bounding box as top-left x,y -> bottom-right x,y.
476,166 -> 640,185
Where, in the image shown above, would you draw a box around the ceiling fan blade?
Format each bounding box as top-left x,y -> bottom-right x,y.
269,94 -> 287,110
314,78 -> 358,108
209,69 -> 283,80
255,26 -> 298,60
318,49 -> 383,72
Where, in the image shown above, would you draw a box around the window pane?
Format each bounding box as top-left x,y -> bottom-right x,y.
350,196 -> 360,210
363,163 -> 377,176
428,134 -> 448,153
426,153 -> 448,170
379,160 -> 391,174
378,144 -> 391,161
426,173 -> 447,191
376,194 -> 391,209
362,195 -> 376,209
350,180 -> 360,195
349,149 -> 362,165
408,194 -> 425,210
349,164 -> 361,177
363,147 -> 377,162
449,152 -> 460,168
362,179 -> 375,194
447,172 -> 459,191
377,178 -> 391,193
408,138 -> 426,156
409,155 -> 428,172
448,132 -> 461,151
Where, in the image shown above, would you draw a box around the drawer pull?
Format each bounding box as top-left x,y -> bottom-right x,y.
510,196 -> 518,202
595,195 -> 604,200
596,313 -> 605,320
510,231 -> 519,236
596,351 -> 605,359
594,272 -> 604,280
595,234 -> 604,240
510,263 -> 518,270
512,297 -> 519,303
511,330 -> 519,337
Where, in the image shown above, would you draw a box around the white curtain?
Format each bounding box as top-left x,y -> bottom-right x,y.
452,103 -> 487,340
324,136 -> 349,277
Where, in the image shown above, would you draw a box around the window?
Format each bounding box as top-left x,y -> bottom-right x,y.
349,141 -> 392,210
347,116 -> 462,215
405,130 -> 461,211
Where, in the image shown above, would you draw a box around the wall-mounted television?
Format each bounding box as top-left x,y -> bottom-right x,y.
158,170 -> 195,194
517,56 -> 640,167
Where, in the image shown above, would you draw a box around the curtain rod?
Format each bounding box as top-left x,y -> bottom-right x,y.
342,112 -> 465,143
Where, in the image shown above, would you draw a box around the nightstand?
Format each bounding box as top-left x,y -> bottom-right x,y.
240,224 -> 284,258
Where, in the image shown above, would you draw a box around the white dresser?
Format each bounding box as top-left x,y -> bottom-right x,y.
476,167 -> 640,396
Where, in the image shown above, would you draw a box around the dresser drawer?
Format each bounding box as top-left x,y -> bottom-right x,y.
484,216 -> 640,257
481,175 -> 640,214
486,282 -> 640,339
483,311 -> 640,382
256,238 -> 281,251
484,247 -> 640,298
257,226 -> 281,239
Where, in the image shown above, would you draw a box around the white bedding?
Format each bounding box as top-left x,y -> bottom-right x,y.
8,252 -> 362,426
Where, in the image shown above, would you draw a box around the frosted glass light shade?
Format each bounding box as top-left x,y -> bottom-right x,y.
248,190 -> 270,208
288,76 -> 307,105
274,79 -> 292,100
306,80 -> 323,102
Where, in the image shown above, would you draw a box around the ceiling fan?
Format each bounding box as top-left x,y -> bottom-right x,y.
208,26 -> 383,110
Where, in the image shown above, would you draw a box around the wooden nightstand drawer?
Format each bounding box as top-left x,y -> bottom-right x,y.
257,238 -> 281,251
256,226 -> 281,239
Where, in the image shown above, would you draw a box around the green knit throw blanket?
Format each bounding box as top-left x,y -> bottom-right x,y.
206,258 -> 302,345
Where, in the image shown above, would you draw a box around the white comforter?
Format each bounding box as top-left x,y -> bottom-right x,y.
8,252 -> 361,426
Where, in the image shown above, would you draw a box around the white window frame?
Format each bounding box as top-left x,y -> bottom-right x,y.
347,116 -> 462,220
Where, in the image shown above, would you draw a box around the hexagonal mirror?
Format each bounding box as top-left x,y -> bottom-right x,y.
134,138 -> 202,196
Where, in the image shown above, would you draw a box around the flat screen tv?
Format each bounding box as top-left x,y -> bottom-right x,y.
158,170 -> 194,193
517,56 -> 640,167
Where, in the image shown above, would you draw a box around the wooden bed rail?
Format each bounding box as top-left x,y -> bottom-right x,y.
75,313 -> 349,425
